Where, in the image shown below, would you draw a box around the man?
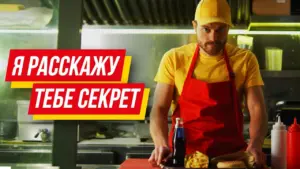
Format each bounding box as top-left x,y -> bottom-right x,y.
148,0 -> 268,168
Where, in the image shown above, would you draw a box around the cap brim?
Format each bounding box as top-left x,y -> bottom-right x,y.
197,17 -> 234,28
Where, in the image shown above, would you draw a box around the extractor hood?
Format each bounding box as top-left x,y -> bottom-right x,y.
82,0 -> 250,27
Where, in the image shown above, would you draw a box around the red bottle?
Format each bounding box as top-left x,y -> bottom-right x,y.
287,118 -> 300,169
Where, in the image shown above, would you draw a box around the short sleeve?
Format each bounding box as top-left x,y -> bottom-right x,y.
154,49 -> 176,85
245,52 -> 264,88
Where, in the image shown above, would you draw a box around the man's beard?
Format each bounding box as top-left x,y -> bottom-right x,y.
199,39 -> 226,56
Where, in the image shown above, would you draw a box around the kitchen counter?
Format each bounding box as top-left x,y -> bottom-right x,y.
0,137 -> 271,165
119,159 -> 271,169
79,138 -> 154,146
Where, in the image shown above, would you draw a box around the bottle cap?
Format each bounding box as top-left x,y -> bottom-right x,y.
272,116 -> 286,130
175,118 -> 182,128
288,117 -> 300,132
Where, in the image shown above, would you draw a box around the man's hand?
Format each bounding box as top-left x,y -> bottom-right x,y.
246,145 -> 266,168
148,146 -> 172,166
245,86 -> 268,168
149,83 -> 174,166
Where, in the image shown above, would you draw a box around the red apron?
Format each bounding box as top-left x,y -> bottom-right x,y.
169,44 -> 247,158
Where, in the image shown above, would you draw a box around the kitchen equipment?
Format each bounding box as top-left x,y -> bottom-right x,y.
265,47 -> 283,71
271,116 -> 287,169
252,0 -> 291,16
0,120 -> 17,140
0,100 -> 18,140
287,118 -> 300,169
16,100 -> 53,142
275,100 -> 300,127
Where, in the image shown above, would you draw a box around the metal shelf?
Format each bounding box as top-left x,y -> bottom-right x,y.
261,70 -> 300,78
249,15 -> 300,31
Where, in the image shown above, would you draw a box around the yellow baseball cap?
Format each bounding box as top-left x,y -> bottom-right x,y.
194,0 -> 233,27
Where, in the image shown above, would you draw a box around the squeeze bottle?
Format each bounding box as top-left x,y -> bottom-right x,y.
287,118 -> 300,169
271,116 -> 287,169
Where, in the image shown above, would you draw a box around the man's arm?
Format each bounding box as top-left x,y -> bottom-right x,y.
150,83 -> 174,147
245,86 -> 268,149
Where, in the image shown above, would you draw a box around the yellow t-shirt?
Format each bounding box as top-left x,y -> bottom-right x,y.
154,43 -> 264,113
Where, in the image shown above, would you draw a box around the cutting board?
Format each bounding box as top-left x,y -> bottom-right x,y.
120,159 -> 161,169
120,158 -> 269,169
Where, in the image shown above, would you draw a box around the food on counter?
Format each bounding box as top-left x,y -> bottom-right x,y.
183,150 -> 257,168
217,160 -> 246,168
184,151 -> 209,168
211,151 -> 255,168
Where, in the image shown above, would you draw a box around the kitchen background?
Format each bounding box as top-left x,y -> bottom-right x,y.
0,0 -> 300,168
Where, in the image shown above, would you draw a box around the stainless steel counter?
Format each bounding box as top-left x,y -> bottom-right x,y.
0,137 -> 272,166
0,138 -> 154,165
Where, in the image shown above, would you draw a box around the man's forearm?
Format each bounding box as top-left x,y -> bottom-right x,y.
150,107 -> 169,147
248,106 -> 268,148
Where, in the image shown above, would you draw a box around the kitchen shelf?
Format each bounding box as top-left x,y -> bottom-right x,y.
249,15 -> 300,31
261,70 -> 300,78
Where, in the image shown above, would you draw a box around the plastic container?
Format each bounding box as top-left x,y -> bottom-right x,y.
287,118 -> 300,169
265,47 -> 283,71
271,116 -> 287,169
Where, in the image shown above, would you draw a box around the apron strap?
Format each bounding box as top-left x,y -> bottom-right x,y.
186,44 -> 200,79
223,49 -> 243,137
174,44 -> 200,118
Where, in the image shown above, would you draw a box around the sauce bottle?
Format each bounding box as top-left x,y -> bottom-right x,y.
287,118 -> 300,169
172,117 -> 185,167
271,116 -> 287,169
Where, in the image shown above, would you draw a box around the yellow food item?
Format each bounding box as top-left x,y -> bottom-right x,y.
217,160 -> 247,168
185,151 -> 209,168
0,4 -> 25,11
211,151 -> 256,168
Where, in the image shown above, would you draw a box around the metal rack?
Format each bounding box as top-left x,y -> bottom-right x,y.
261,70 -> 300,78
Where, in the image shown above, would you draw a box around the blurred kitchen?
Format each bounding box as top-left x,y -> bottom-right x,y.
0,0 -> 300,169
